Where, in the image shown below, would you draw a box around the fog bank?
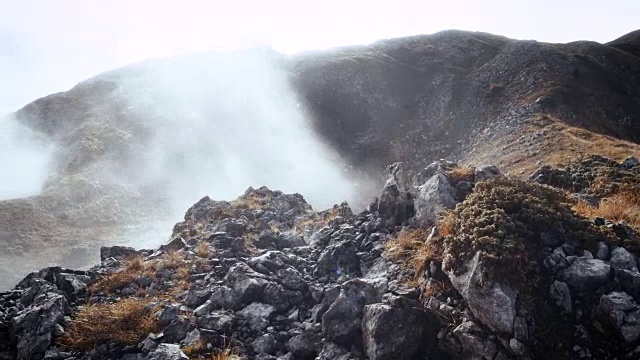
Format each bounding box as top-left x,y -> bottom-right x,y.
0,114 -> 53,200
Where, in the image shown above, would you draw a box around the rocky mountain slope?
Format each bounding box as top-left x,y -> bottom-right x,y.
2,155 -> 640,360
3,29 -> 640,288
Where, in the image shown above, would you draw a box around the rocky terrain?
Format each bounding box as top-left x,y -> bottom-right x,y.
2,155 -> 640,360
3,29 -> 640,287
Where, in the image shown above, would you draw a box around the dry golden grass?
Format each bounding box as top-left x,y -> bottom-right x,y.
182,339 -> 240,360
446,166 -> 475,183
423,279 -> 448,298
385,228 -> 430,262
385,228 -> 445,277
293,207 -> 341,235
384,227 -> 448,298
161,250 -> 186,270
57,298 -> 159,352
182,339 -> 208,357
438,212 -> 456,237
89,255 -> 156,294
89,271 -> 137,294
574,191 -> 640,230
196,242 -> 210,258
463,113 -> 640,177
230,192 -> 270,211
211,346 -> 240,360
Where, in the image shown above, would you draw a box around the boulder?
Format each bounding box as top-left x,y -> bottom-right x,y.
362,303 -> 439,360
278,232 -> 305,249
100,246 -> 139,262
184,287 -> 212,308
622,156 -> 639,169
562,258 -> 611,291
374,175 -> 414,229
549,280 -> 572,314
596,242 -> 610,261
610,247 -> 638,273
209,286 -> 241,311
316,342 -> 352,360
618,269 -> 640,299
161,237 -> 187,252
224,263 -> 269,304
596,291 -> 640,343
322,279 -> 380,346
276,267 -> 307,291
252,333 -> 277,355
315,241 -> 360,279
145,343 -> 189,360
413,173 -> 457,226
196,310 -> 235,333
286,331 -> 321,360
448,252 -> 518,334
10,291 -> 69,360
238,303 -> 276,332
441,320 -> 503,360
163,318 -> 191,343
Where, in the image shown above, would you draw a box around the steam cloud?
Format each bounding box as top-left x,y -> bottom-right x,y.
0,47 -> 372,284
0,114 -> 54,200
116,49 -> 364,217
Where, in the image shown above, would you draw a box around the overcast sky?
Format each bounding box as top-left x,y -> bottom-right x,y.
1,0 -> 639,114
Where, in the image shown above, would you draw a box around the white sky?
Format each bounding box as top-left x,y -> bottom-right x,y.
1,0 -> 639,114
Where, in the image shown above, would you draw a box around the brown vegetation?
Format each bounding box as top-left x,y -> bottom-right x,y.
89,255 -> 156,294
57,298 -> 159,352
196,242 -> 210,258
574,191 -> 640,230
446,166 -> 475,184
182,338 -> 240,360
294,206 -> 344,235
161,250 -> 186,270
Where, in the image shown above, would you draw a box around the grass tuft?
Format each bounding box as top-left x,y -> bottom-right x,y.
574,191 -> 640,230
89,255 -> 155,294
57,298 -> 159,352
196,242 -> 210,258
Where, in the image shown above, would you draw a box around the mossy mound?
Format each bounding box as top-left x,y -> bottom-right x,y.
441,176 -> 614,285
532,155 -> 640,198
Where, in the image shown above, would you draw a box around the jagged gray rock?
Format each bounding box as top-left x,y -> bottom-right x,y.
448,252 -> 518,334
10,291 -> 68,360
550,280 -> 572,314
596,292 -> 640,343
145,343 -> 189,360
562,258 -> 611,291
362,303 -> 438,360
196,310 -> 235,333
238,303 -> 275,332
322,279 -> 380,346
315,241 -> 360,279
373,180 -> 414,229
413,173 -> 457,226
100,246 -> 139,262
610,247 -> 638,272
286,331 -> 321,360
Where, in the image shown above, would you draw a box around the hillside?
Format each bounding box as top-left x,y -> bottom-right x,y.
3,29 -> 640,291
2,156 -> 640,360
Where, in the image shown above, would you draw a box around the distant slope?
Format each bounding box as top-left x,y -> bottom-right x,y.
292,30 -> 640,174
